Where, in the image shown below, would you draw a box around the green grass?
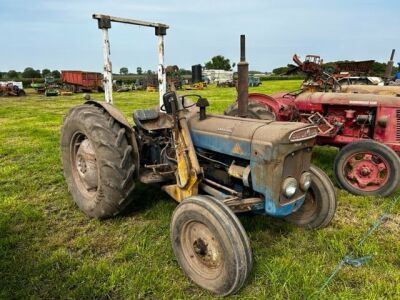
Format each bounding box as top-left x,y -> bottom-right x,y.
0,80 -> 399,299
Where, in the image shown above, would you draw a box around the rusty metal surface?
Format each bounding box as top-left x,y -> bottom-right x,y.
295,92 -> 400,107
340,85 -> 400,96
223,197 -> 264,213
101,28 -> 113,103
92,14 -> 169,107
162,105 -> 201,202
237,35 -> 249,117
383,49 -> 395,82
335,60 -> 374,75
92,14 -> 169,30
133,109 -> 173,131
280,148 -> 312,205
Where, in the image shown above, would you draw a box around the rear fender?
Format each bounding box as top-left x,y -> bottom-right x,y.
248,93 -> 281,115
85,100 -> 140,176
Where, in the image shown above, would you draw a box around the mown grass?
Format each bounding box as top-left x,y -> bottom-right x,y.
0,80 -> 399,299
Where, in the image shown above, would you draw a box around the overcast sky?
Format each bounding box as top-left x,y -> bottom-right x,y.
0,0 -> 398,73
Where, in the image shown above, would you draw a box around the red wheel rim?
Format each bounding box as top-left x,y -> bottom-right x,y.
342,151 -> 390,192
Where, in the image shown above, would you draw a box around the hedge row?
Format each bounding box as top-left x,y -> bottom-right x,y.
1,75 -> 304,88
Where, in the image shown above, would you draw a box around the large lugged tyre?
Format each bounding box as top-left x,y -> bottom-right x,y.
224,101 -> 275,120
285,165 -> 336,229
171,195 -> 252,296
333,140 -> 400,196
61,104 -> 136,218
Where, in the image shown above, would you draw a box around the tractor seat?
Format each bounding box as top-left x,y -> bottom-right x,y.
133,108 -> 173,131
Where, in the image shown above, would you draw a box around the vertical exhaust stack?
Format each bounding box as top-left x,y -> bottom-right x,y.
237,35 -> 249,118
384,49 -> 395,84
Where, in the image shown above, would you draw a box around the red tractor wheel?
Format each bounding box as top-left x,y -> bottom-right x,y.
333,140 -> 400,196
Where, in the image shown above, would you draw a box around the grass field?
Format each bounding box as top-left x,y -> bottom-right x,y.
1,80 -> 399,299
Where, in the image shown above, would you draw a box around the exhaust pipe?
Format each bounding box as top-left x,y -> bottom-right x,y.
237,35 -> 249,118
384,49 -> 395,84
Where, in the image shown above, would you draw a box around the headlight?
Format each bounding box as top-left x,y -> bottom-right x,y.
299,172 -> 312,191
289,126 -> 318,142
282,177 -> 298,198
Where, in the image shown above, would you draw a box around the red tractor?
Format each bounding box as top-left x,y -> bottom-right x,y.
225,90 -> 400,196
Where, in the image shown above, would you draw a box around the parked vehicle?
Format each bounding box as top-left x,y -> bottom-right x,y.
0,81 -> 25,97
226,90 -> 400,196
61,14 -> 337,296
61,70 -> 103,92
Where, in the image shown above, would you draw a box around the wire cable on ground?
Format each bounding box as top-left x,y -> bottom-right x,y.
316,193 -> 400,295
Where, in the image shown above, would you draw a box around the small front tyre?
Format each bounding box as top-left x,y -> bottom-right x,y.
285,165 -> 336,229
171,195 -> 252,296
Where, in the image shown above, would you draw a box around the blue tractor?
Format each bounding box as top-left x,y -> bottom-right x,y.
60,14 -> 337,296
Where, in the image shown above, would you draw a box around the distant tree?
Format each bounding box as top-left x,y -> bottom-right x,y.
272,66 -> 289,75
22,67 -> 41,78
42,69 -> 51,77
51,70 -> 61,78
179,69 -> 192,75
146,69 -> 155,75
7,70 -> 19,78
136,67 -> 143,75
249,70 -> 263,74
371,62 -> 388,76
120,67 -> 129,75
205,55 -> 232,71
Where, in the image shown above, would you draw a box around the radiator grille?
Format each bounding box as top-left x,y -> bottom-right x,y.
397,110 -> 400,141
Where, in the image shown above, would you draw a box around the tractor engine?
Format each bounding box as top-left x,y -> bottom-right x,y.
299,106 -> 374,139
187,113 -> 318,216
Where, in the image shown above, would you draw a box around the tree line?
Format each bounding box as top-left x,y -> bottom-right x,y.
0,68 -> 61,80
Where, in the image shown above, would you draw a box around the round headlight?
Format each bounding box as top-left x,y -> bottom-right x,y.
282,177 -> 298,198
299,172 -> 312,191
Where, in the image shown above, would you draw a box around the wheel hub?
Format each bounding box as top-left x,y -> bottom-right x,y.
75,139 -> 98,191
344,152 -> 389,191
181,221 -> 223,277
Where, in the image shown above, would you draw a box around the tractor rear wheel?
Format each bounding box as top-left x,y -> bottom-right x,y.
61,104 -> 136,218
285,165 -> 336,229
224,101 -> 275,120
333,140 -> 400,196
170,195 -> 252,296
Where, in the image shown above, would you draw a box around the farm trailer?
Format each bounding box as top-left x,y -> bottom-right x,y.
61,70 -> 104,92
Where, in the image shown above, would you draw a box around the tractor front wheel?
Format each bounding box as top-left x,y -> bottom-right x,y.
61,104 -> 136,218
170,195 -> 252,296
285,165 -> 336,229
333,140 -> 400,196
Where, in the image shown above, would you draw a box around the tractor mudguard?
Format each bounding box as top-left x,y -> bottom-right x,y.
85,100 -> 140,176
248,93 -> 281,115
85,100 -> 131,129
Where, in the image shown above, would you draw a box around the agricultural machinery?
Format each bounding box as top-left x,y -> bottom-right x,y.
225,89 -> 400,197
288,50 -> 400,96
61,70 -> 104,92
60,14 -> 336,296
0,81 -> 25,97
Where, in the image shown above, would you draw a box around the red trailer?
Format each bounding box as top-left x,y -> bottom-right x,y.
61,70 -> 103,92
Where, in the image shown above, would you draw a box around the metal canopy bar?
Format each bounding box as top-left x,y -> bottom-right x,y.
93,13 -> 169,106
92,14 -> 169,29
